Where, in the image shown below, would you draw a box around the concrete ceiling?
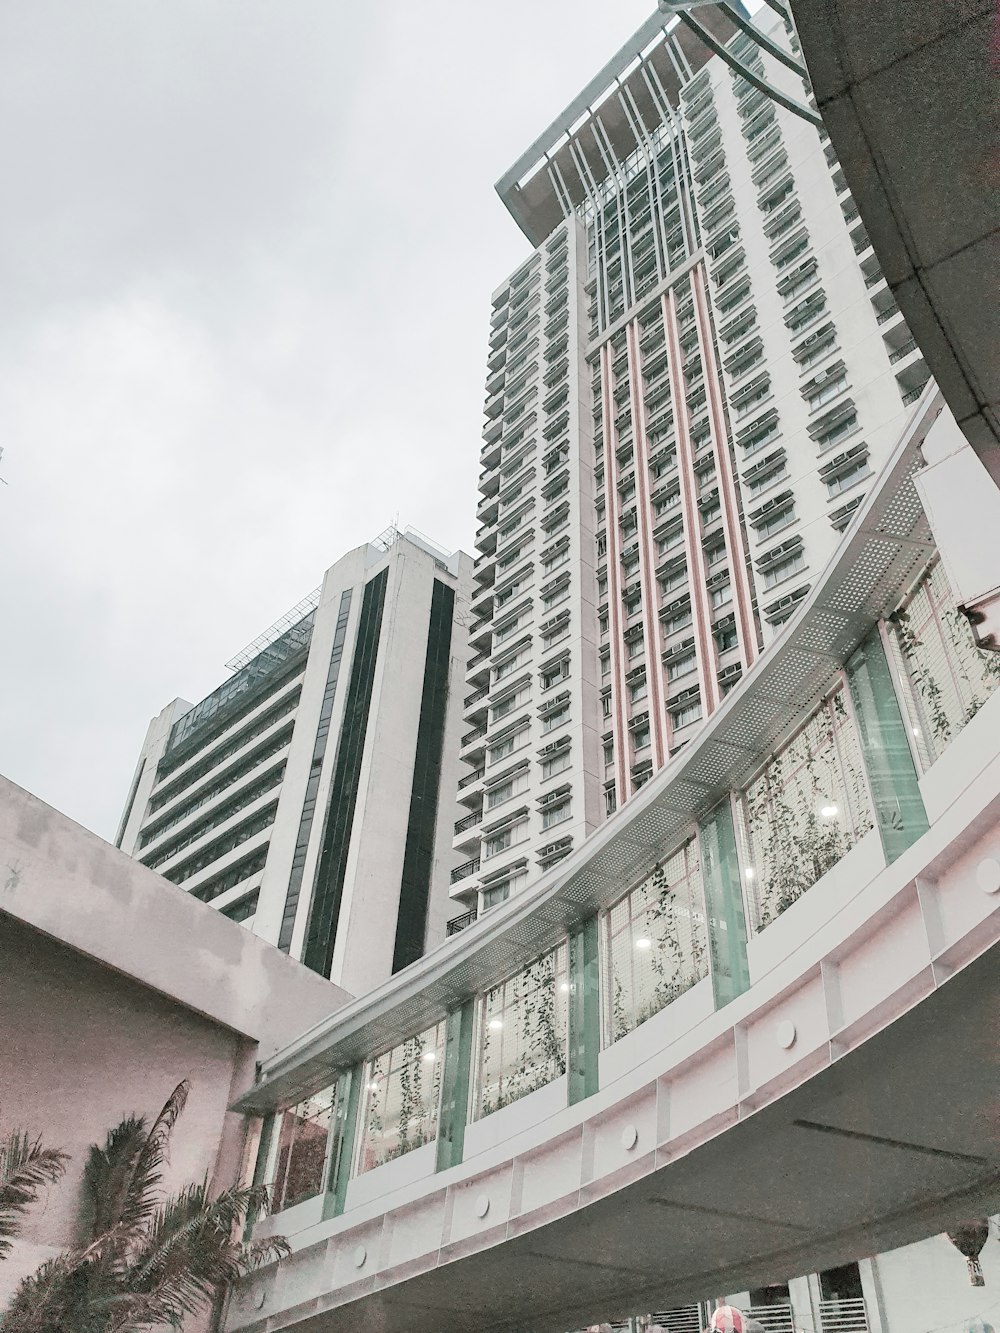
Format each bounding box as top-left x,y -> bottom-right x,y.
789,0 -> 1000,485
267,944 -> 1000,1333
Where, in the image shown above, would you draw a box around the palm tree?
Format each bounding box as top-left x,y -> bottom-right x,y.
0,1127 -> 69,1260
3,1081 -> 287,1332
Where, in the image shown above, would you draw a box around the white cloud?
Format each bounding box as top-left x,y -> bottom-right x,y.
0,0 -> 653,837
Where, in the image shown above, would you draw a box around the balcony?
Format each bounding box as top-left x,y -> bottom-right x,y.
457,766 -> 485,791
460,726 -> 487,752
889,337 -> 919,364
446,909 -> 478,937
450,858 -> 480,886
454,811 -> 482,836
463,687 -> 488,710
818,1299 -> 870,1333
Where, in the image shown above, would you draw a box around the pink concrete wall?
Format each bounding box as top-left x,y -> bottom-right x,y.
0,915 -> 247,1306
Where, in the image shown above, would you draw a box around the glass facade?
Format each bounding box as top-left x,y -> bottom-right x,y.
742,687 -> 873,931
888,559 -> 1000,770
303,568 -> 388,976
359,1022 -> 447,1174
257,546 -> 988,1220
476,944 -> 569,1118
603,838 -> 708,1043
846,631 -> 929,861
267,1084 -> 337,1213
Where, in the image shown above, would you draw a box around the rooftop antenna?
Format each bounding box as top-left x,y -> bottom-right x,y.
373,514 -> 401,551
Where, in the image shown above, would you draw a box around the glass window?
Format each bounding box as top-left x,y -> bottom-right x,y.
604,839 -> 708,1042
542,749 -> 572,780
267,1084 -> 336,1212
632,724 -> 651,750
763,552 -> 804,589
476,945 -> 569,1118
742,687 -> 873,931
671,700 -> 702,729
541,798 -> 571,829
358,1025 -> 446,1173
542,704 -> 570,733
888,559 -> 1000,770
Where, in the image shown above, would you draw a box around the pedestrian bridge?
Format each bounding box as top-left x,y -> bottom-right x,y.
225,392 -> 1000,1332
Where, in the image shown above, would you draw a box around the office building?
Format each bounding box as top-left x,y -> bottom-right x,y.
451,3 -> 932,918
118,530 -> 473,996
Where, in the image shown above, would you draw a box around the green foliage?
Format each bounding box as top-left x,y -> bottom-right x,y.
2,1083 -> 287,1333
0,1127 -> 69,1261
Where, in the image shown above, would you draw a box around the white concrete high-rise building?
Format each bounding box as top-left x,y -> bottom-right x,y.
450,3 -> 932,919
118,530 -> 473,997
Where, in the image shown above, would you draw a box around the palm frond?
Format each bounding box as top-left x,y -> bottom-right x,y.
83,1080 -> 189,1241
120,1181 -> 279,1322
0,1129 -> 69,1260
2,1252 -> 109,1333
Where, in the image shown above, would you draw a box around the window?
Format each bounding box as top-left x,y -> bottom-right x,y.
265,1084 -> 337,1213
604,785 -> 617,817
701,500 -> 721,526
542,545 -> 569,575
483,819 -> 527,859
542,581 -> 570,612
746,459 -> 787,497
715,625 -> 738,652
763,551 -> 805,588
494,651 -> 525,681
541,748 -> 571,780
670,700 -> 702,729
358,1024 -> 446,1173
488,726 -> 526,765
627,634 -> 645,660
541,797 -> 571,829
711,582 -> 733,608
603,839 -> 707,1042
480,881 -> 511,912
667,653 -> 697,681
486,769 -> 528,809
754,502 -> 795,539
542,703 -> 570,733
826,459 -> 870,496
629,676 -> 648,702
603,739 -> 615,766
807,374 -> 847,411
541,658 -> 570,691
601,693 -> 612,719
816,413 -> 858,452
476,946 -> 568,1117
492,685 -> 528,722
742,687 -> 872,931
623,554 -> 640,578
632,723 -> 651,751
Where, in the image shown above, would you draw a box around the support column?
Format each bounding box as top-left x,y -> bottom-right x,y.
436,1000 -> 475,1172
699,798 -> 751,1009
846,630 -> 929,862
568,916 -> 601,1105
323,1066 -> 362,1220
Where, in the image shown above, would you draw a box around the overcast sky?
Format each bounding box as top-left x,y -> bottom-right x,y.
1,0 -> 678,840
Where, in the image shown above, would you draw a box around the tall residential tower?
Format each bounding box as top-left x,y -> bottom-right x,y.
118,531 -> 473,997
450,4 -> 931,917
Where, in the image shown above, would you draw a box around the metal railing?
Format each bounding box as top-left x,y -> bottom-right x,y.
457,768 -> 485,790
903,382 -> 929,405
818,1298 -> 870,1333
450,858 -> 480,885
748,1305 -> 795,1333
889,338 -> 918,363
464,688 -> 488,708
454,811 -> 482,835
876,305 -> 901,325
446,909 -> 478,937
461,726 -> 487,748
